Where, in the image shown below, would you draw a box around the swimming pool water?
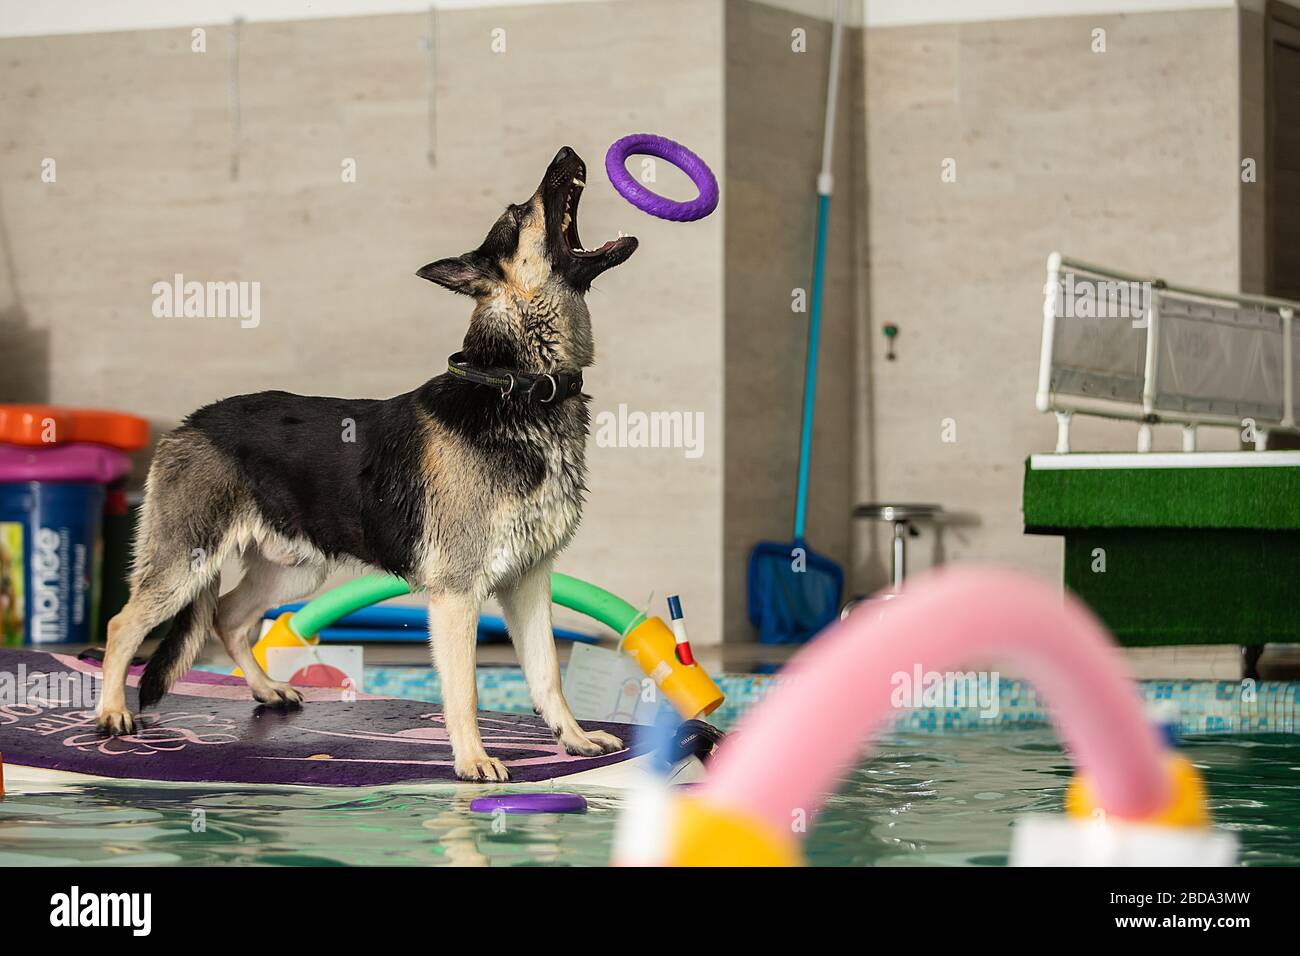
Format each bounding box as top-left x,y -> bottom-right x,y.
2,730 -> 1296,866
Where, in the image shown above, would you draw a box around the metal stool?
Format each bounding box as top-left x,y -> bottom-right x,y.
852,503 -> 945,590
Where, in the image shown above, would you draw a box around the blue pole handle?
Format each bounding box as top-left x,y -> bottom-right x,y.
794,191 -> 832,541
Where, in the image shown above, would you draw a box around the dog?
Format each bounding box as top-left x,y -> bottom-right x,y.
96,146 -> 638,781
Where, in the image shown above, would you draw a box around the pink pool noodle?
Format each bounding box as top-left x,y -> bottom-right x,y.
701,565 -> 1172,833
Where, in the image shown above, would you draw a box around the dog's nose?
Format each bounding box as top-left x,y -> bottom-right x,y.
552,146 -> 577,165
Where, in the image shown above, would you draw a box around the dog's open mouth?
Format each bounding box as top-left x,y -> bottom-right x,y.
559,159 -> 636,261
541,147 -> 637,285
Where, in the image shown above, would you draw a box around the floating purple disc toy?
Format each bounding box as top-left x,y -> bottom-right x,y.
605,133 -> 719,222
469,792 -> 588,814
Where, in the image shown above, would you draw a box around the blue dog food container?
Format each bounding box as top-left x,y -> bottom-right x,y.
0,481 -> 104,645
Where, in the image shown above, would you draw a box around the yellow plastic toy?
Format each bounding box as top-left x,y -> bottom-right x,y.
621,616 -> 723,720
1065,753 -> 1210,829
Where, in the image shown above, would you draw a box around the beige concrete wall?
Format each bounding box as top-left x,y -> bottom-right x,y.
723,1 -> 859,641
1239,2 -> 1268,294
2,0 -> 1262,646
0,0 -> 727,639
860,8 -> 1245,589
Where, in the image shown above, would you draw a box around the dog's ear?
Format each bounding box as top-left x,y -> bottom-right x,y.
416,254 -> 495,296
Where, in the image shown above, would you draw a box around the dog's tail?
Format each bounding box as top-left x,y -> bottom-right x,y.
138,581 -> 220,710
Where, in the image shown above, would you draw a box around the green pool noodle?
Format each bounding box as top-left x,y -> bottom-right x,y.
287,572 -> 646,639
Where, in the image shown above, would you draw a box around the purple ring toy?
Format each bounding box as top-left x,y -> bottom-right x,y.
605,133 -> 719,222
469,792 -> 588,814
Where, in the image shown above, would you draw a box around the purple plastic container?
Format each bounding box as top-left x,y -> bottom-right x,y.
0,443 -> 129,645
0,443 -> 132,484
0,482 -> 104,645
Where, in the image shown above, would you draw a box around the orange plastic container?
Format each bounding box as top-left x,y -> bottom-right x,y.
0,405 -> 149,451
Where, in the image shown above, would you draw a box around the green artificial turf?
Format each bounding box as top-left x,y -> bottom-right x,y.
1023,457 -> 1300,646
1023,459 -> 1300,531
1062,530 -> 1299,646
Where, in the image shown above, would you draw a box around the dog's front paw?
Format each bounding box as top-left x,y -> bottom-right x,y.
96,706 -> 140,736
253,681 -> 304,709
455,754 -> 510,783
561,729 -> 624,757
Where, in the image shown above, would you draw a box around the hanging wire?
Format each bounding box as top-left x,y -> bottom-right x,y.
425,4 -> 438,168
229,16 -> 243,180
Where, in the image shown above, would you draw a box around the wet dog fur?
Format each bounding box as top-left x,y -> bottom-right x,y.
95,147 -> 638,781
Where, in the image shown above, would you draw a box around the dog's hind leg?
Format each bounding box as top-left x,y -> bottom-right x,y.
428,590 -> 508,782
98,558 -> 219,735
215,550 -> 326,708
498,559 -> 623,757
99,429 -> 243,734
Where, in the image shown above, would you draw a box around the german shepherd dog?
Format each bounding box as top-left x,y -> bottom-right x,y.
96,147 -> 638,781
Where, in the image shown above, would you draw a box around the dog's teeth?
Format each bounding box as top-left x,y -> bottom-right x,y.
573,178 -> 585,187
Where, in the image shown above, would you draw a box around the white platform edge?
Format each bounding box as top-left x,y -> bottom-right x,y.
1029,450 -> 1300,470
1,749 -> 686,794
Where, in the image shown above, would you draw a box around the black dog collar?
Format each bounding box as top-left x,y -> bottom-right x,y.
446,352 -> 583,403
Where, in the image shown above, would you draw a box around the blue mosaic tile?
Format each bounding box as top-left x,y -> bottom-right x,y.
361,665 -> 1300,737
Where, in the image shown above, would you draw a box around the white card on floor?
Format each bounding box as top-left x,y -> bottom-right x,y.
562,642 -> 667,725
268,645 -> 364,696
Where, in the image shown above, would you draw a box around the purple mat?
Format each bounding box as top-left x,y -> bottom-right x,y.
0,648 -> 642,786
